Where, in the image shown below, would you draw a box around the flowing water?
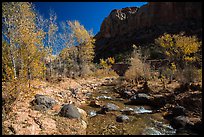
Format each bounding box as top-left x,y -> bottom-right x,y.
81,85 -> 178,135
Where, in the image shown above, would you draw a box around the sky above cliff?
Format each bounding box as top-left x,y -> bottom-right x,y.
33,2 -> 147,35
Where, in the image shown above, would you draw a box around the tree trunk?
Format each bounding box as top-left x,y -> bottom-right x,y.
50,58 -> 52,77
9,41 -> 17,79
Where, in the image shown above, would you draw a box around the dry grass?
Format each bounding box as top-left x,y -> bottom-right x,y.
92,68 -> 118,78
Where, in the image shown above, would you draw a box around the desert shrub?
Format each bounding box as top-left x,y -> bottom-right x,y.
125,45 -> 151,84
175,65 -> 202,84
92,57 -> 118,78
93,68 -> 118,78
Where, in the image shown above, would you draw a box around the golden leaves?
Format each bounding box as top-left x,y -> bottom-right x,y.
155,32 -> 201,66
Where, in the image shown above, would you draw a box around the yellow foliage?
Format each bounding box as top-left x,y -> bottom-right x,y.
155,33 -> 201,68
99,57 -> 115,69
170,62 -> 177,72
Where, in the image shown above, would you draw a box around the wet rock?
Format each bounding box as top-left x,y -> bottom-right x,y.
129,93 -> 152,105
121,107 -> 134,115
133,106 -> 152,114
151,94 -> 167,108
88,110 -> 97,117
171,116 -> 189,129
96,95 -> 112,100
32,94 -> 56,111
142,127 -> 162,135
101,103 -> 119,113
116,115 -> 129,122
123,90 -> 134,98
89,100 -> 101,108
59,104 -> 81,119
153,120 -> 176,135
172,106 -> 186,117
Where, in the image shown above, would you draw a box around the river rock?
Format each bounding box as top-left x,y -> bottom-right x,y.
116,115 -> 129,122
142,127 -> 162,135
123,90 -> 134,98
133,106 -> 152,114
121,107 -> 134,115
171,116 -> 190,129
96,95 -> 112,100
32,94 -> 56,111
172,106 -> 186,117
88,110 -> 97,117
59,104 -> 81,119
129,93 -> 152,105
89,100 -> 101,107
101,103 -> 119,112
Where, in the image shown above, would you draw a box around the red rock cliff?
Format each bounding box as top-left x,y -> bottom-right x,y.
94,2 -> 202,62
97,2 -> 201,39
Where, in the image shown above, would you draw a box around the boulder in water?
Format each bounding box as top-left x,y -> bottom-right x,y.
172,106 -> 186,117
171,116 -> 190,129
133,106 -> 152,114
129,93 -> 152,105
142,127 -> 162,135
96,95 -> 112,100
101,103 -> 119,113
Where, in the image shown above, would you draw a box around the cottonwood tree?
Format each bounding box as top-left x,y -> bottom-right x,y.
2,2 -> 21,79
68,20 -> 95,77
56,21 -> 75,77
2,2 -> 47,83
155,33 -> 201,69
45,10 -> 59,78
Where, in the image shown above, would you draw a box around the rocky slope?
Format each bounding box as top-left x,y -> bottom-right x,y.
94,2 -> 202,62
2,77 -> 115,135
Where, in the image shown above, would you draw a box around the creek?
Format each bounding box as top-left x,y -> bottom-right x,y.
81,84 -> 179,135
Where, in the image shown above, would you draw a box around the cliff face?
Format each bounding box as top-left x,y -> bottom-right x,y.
94,2 -> 202,62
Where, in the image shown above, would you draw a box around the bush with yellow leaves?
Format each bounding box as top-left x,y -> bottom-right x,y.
155,32 -> 201,69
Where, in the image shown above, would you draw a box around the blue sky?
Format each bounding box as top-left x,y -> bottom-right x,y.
33,2 -> 147,35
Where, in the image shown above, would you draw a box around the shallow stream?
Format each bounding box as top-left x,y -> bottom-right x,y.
81,85 -> 179,135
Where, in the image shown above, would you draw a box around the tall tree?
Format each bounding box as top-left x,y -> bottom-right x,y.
68,20 -> 95,77
2,2 -> 21,79
2,2 -> 47,82
46,10 -> 58,77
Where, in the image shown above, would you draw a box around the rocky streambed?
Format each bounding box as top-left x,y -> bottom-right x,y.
2,77 -> 202,135
81,78 -> 202,135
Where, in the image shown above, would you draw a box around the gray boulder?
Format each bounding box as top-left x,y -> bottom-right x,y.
32,94 -> 56,111
171,116 -> 189,129
59,104 -> 81,119
129,93 -> 152,105
172,106 -> 186,117
116,115 -> 129,122
100,103 -> 120,113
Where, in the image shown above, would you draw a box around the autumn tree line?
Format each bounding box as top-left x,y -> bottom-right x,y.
2,2 -> 99,83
